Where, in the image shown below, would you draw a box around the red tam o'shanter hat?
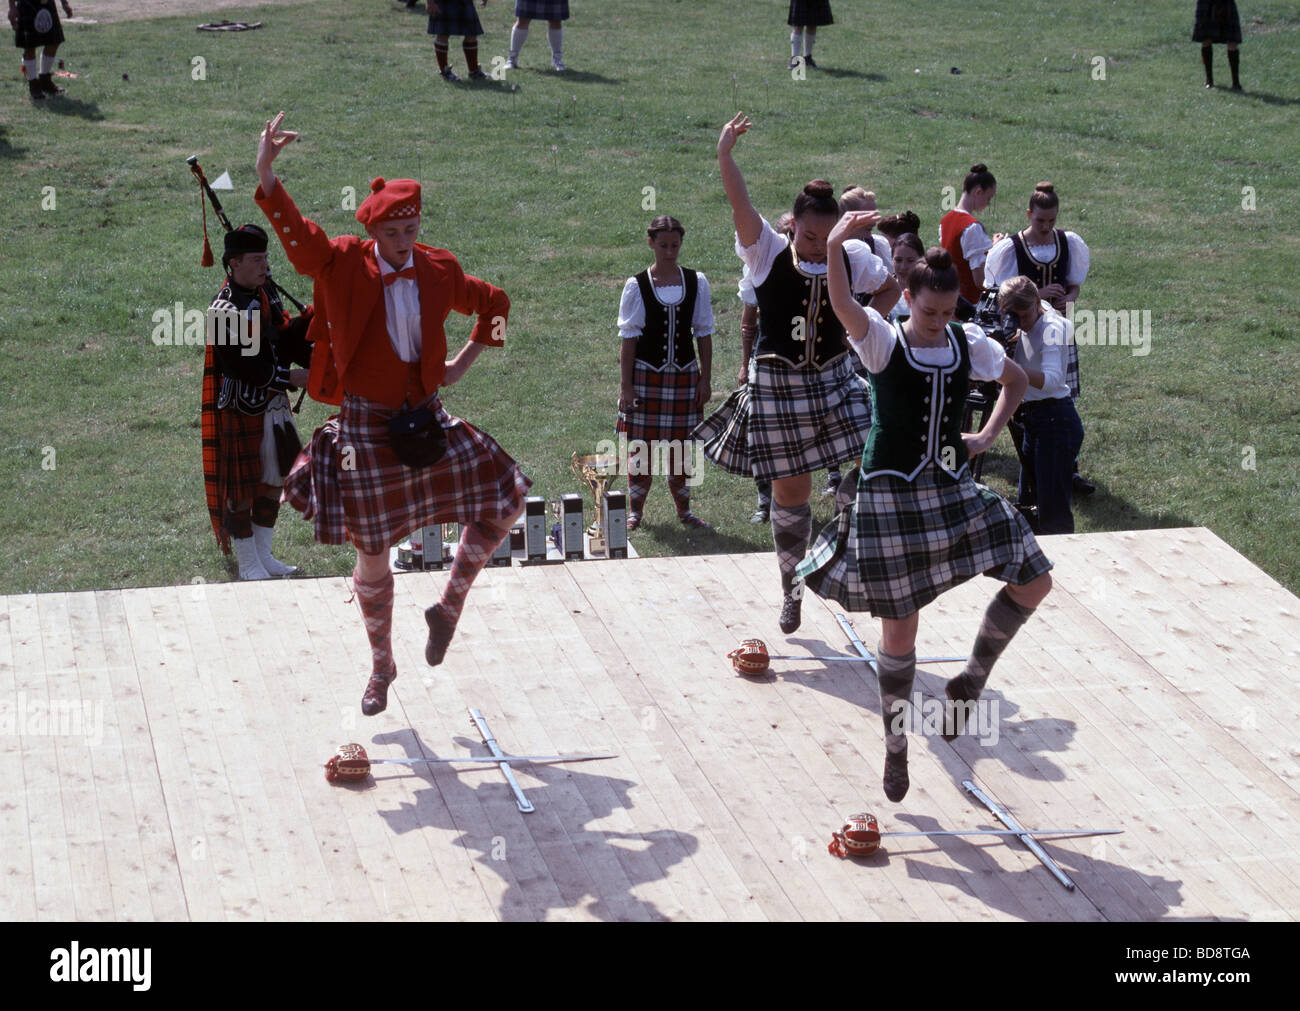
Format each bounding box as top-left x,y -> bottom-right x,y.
356,177 -> 422,226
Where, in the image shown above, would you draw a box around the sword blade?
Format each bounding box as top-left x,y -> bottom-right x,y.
963,779 -> 1078,891
469,708 -> 535,813
882,829 -> 1123,839
369,753 -> 616,766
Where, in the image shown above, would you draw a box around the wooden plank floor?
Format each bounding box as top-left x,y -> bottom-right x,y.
1,528 -> 1297,921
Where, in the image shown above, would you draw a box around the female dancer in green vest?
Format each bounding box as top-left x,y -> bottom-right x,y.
799,211 -> 1053,802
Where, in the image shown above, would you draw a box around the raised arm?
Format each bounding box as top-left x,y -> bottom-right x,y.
717,114 -> 762,249
256,110 -> 300,197
826,212 -> 877,341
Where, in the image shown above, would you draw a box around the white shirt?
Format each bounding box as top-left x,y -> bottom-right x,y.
376,249 -> 421,363
737,217 -> 890,294
984,230 -> 1090,289
1015,307 -> 1073,402
847,307 -> 1006,381
617,268 -> 715,339
940,218 -> 993,271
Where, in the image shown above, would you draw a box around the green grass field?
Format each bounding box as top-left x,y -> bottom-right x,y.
1,0 -> 1297,597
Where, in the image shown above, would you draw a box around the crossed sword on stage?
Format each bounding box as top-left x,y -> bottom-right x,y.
356,621 -> 1121,890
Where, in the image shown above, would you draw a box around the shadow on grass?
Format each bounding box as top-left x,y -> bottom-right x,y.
525,67 -> 623,86
38,97 -> 105,121
816,67 -> 887,82
0,125 -> 25,159
1243,88 -> 1300,108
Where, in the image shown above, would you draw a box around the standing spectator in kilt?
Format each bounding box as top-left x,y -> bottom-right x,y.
253,112 -> 531,716
1194,1 -> 1243,90
788,1 -> 833,70
505,0 -> 569,72
798,216 -> 1052,802
984,182 -> 1093,495
10,0 -> 72,100
429,0 -> 490,82
695,113 -> 899,635
939,163 -> 997,304
617,215 -> 715,531
202,224 -> 312,581
996,276 -> 1084,535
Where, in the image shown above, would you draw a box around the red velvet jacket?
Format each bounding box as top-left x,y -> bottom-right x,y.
255,178 -> 509,407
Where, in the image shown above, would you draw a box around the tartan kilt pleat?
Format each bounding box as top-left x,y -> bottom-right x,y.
219,407 -> 267,509
428,0 -> 484,36
797,463 -> 1053,620
515,0 -> 570,20
693,355 -> 871,481
617,362 -> 701,444
283,393 -> 532,555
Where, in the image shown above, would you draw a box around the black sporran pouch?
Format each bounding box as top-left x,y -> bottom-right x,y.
388,406 -> 447,468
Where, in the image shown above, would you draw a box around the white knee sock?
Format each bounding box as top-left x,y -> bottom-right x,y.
548,26 -> 563,61
790,30 -> 803,61
510,25 -> 528,58
40,53 -> 55,75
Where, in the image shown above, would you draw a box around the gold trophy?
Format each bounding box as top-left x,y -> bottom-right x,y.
571,451 -> 619,557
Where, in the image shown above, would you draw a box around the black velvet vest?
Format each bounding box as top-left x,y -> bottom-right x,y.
633,268 -> 698,369
754,244 -> 852,369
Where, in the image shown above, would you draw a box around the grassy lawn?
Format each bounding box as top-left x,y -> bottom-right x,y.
1,0 -> 1297,596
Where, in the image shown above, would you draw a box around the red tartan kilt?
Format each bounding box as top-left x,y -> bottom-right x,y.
283,392 -> 532,556
219,407 -> 266,507
616,362 -> 701,444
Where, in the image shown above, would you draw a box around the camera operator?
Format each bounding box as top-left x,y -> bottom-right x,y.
997,277 -> 1084,535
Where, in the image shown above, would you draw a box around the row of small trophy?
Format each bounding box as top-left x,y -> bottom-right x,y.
394,452 -> 628,570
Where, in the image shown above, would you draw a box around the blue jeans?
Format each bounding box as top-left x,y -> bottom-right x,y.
1017,398 -> 1085,534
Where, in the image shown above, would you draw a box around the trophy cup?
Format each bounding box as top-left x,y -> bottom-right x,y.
571,451 -> 619,557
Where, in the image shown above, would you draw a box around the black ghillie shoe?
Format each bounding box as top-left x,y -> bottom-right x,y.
883,748 -> 909,802
424,603 -> 457,666
361,667 -> 396,717
779,593 -> 802,634
942,675 -> 979,742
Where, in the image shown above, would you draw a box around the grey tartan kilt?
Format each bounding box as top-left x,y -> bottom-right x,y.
1193,1 -> 1241,44
797,462 -> 1053,620
515,0 -> 570,19
691,354 -> 872,482
429,0 -> 484,36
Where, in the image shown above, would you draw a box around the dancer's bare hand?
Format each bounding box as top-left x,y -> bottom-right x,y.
718,113 -> 751,157
830,210 -> 880,246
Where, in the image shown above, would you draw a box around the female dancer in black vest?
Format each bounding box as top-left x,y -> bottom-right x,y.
696,113 -> 900,635
617,215 -> 715,530
800,212 -> 1053,802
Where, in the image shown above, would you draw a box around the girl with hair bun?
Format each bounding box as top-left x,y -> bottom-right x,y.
983,181 -> 1093,494
939,163 -> 997,302
799,213 -> 1052,803
616,215 -> 715,531
696,113 -> 900,635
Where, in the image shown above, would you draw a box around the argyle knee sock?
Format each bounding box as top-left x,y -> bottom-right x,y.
353,567 -> 395,676
770,501 -> 812,595
877,646 -> 917,754
951,586 -> 1035,700
627,474 -> 652,518
438,521 -> 499,624
667,473 -> 691,516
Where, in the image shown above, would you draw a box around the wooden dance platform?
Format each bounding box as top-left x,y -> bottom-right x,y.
2,528 -> 1297,921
